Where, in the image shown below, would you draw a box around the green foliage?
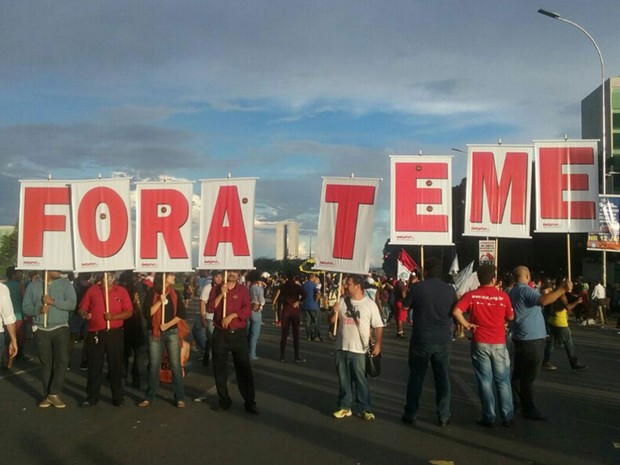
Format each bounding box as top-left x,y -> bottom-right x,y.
0,223 -> 18,277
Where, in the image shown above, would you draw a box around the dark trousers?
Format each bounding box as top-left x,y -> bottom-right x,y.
511,338 -> 545,415
34,327 -> 70,396
86,328 -> 125,404
212,327 -> 255,409
404,342 -> 451,422
280,311 -> 301,359
304,309 -> 321,340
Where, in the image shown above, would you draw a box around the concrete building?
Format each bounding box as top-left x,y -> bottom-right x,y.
582,76 -> 620,193
275,221 -> 299,260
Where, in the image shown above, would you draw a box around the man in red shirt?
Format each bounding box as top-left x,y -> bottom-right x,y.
78,272 -> 133,407
453,264 -> 515,427
207,270 -> 257,414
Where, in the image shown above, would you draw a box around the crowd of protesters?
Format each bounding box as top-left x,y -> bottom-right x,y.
0,262 -> 617,426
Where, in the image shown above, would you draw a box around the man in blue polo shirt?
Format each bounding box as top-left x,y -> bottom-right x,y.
508,266 -> 571,420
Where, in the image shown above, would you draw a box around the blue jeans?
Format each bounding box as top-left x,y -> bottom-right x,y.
471,342 -> 513,423
247,311 -> 262,359
335,350 -> 371,411
145,329 -> 185,403
192,318 -> 207,354
404,342 -> 451,422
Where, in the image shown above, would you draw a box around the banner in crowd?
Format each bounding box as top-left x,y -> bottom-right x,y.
71,178 -> 134,272
534,140 -> 599,233
197,178 -> 257,270
18,180 -> 74,270
315,177 -> 381,274
390,155 -> 453,245
135,181 -> 194,273
464,145 -> 533,238
587,195 -> 620,252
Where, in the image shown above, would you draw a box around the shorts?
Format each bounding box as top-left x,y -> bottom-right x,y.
396,302 -> 408,322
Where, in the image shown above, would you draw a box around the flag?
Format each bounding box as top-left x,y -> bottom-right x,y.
453,261 -> 479,297
398,248 -> 418,273
449,253 -> 459,276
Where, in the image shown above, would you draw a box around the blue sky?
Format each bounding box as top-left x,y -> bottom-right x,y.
1,0 -> 619,265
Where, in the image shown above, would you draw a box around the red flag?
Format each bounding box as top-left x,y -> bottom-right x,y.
398,248 -> 418,273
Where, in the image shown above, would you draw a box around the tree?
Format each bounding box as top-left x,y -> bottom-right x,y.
0,222 -> 18,277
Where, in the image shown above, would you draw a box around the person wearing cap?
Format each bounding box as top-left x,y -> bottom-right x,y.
78,272 -> 133,407
207,270 -> 258,414
23,271 -> 77,409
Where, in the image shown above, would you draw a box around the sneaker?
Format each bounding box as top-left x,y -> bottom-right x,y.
47,395 -> 66,409
80,361 -> 88,371
194,396 -> 207,402
542,362 -> 557,370
572,363 -> 588,371
38,398 -> 52,408
332,408 -> 352,419
359,410 -> 375,421
396,332 -> 405,338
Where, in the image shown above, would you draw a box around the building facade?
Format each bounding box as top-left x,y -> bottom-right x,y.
275,221 -> 299,260
582,76 -> 620,193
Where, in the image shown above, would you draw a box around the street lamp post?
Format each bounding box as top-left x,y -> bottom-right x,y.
538,8 -> 607,285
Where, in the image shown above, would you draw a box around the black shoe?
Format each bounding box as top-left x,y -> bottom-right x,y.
476,419 -> 495,428
401,414 -> 415,425
502,419 -> 515,427
214,402 -> 231,412
438,419 -> 450,427
245,405 -> 259,415
202,356 -> 210,367
522,411 -> 547,421
571,363 -> 588,371
81,400 -> 98,408
113,399 -> 124,407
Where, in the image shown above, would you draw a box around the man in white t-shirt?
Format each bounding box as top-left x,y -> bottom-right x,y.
330,274 -> 384,421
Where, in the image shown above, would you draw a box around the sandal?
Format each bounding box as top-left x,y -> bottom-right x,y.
138,400 -> 150,407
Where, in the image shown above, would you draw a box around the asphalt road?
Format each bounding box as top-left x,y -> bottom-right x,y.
1,302 -> 619,465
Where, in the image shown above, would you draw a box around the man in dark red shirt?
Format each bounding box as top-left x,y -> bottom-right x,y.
207,270 -> 257,414
79,272 -> 133,407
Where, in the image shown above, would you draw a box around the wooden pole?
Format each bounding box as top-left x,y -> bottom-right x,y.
495,238 -> 499,274
43,270 -> 48,328
332,273 -> 344,337
222,270 -> 228,318
420,246 -> 425,279
567,233 -> 572,281
104,272 -> 111,330
161,272 -> 166,326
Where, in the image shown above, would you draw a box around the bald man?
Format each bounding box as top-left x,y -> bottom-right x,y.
508,266 -> 570,420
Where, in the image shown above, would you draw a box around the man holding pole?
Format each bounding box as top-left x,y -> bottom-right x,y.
23,270 -> 76,408
207,270 -> 258,414
509,266 -> 572,420
78,272 -> 133,407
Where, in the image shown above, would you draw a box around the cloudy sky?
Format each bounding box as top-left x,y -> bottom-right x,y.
1,0 -> 619,265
